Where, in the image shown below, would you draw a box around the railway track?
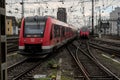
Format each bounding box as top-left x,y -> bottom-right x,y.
7,51 -> 59,80
7,36 -> 19,54
101,35 -> 120,40
7,58 -> 42,80
90,38 -> 120,47
66,41 -> 119,80
66,44 -> 88,80
89,41 -> 120,57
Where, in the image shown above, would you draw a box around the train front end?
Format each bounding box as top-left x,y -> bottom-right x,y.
18,16 -> 51,56
80,27 -> 89,39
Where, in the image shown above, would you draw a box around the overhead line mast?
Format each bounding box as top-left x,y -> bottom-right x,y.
0,0 -> 7,80
92,0 -> 94,35
21,0 -> 24,18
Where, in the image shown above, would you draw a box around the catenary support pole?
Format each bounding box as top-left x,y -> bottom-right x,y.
92,0 -> 94,35
0,0 -> 7,80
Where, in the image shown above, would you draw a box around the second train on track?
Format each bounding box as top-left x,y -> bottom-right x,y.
79,27 -> 90,39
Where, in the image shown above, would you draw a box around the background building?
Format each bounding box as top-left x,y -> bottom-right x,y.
6,16 -> 18,35
110,7 -> 120,36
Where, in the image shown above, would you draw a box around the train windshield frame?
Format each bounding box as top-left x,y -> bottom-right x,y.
24,17 -> 47,37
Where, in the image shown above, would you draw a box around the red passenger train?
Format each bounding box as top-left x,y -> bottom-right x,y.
79,27 -> 89,39
18,16 -> 77,56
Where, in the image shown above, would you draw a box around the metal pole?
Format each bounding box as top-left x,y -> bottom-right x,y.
92,0 -> 94,35
99,7 -> 101,20
38,7 -> 41,16
38,1 -> 41,16
99,6 -> 101,32
21,0 -> 24,18
0,0 -> 7,80
89,17 -> 91,27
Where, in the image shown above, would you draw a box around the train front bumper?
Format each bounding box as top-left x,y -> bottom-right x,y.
18,48 -> 53,56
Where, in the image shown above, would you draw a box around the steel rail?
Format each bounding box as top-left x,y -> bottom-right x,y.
87,42 -> 120,80
66,46 -> 91,80
89,42 -> 120,57
73,41 -> 120,80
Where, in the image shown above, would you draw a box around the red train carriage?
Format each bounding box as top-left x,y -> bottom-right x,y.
79,27 -> 89,39
18,16 -> 77,56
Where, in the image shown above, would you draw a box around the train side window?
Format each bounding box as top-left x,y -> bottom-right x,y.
54,25 -> 57,38
50,30 -> 52,40
54,24 -> 60,38
61,27 -> 65,37
50,25 -> 53,40
57,25 -> 60,37
23,20 -> 25,37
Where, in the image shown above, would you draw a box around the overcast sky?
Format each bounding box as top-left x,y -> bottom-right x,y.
6,0 -> 120,28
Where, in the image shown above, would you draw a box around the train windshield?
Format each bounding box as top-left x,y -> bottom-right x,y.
81,27 -> 88,32
24,20 -> 46,37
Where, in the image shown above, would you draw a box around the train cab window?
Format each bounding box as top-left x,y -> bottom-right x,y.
81,27 -> 88,32
24,18 -> 46,37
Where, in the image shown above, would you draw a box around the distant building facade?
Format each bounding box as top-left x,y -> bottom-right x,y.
6,16 -> 18,35
110,7 -> 120,36
100,20 -> 110,35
